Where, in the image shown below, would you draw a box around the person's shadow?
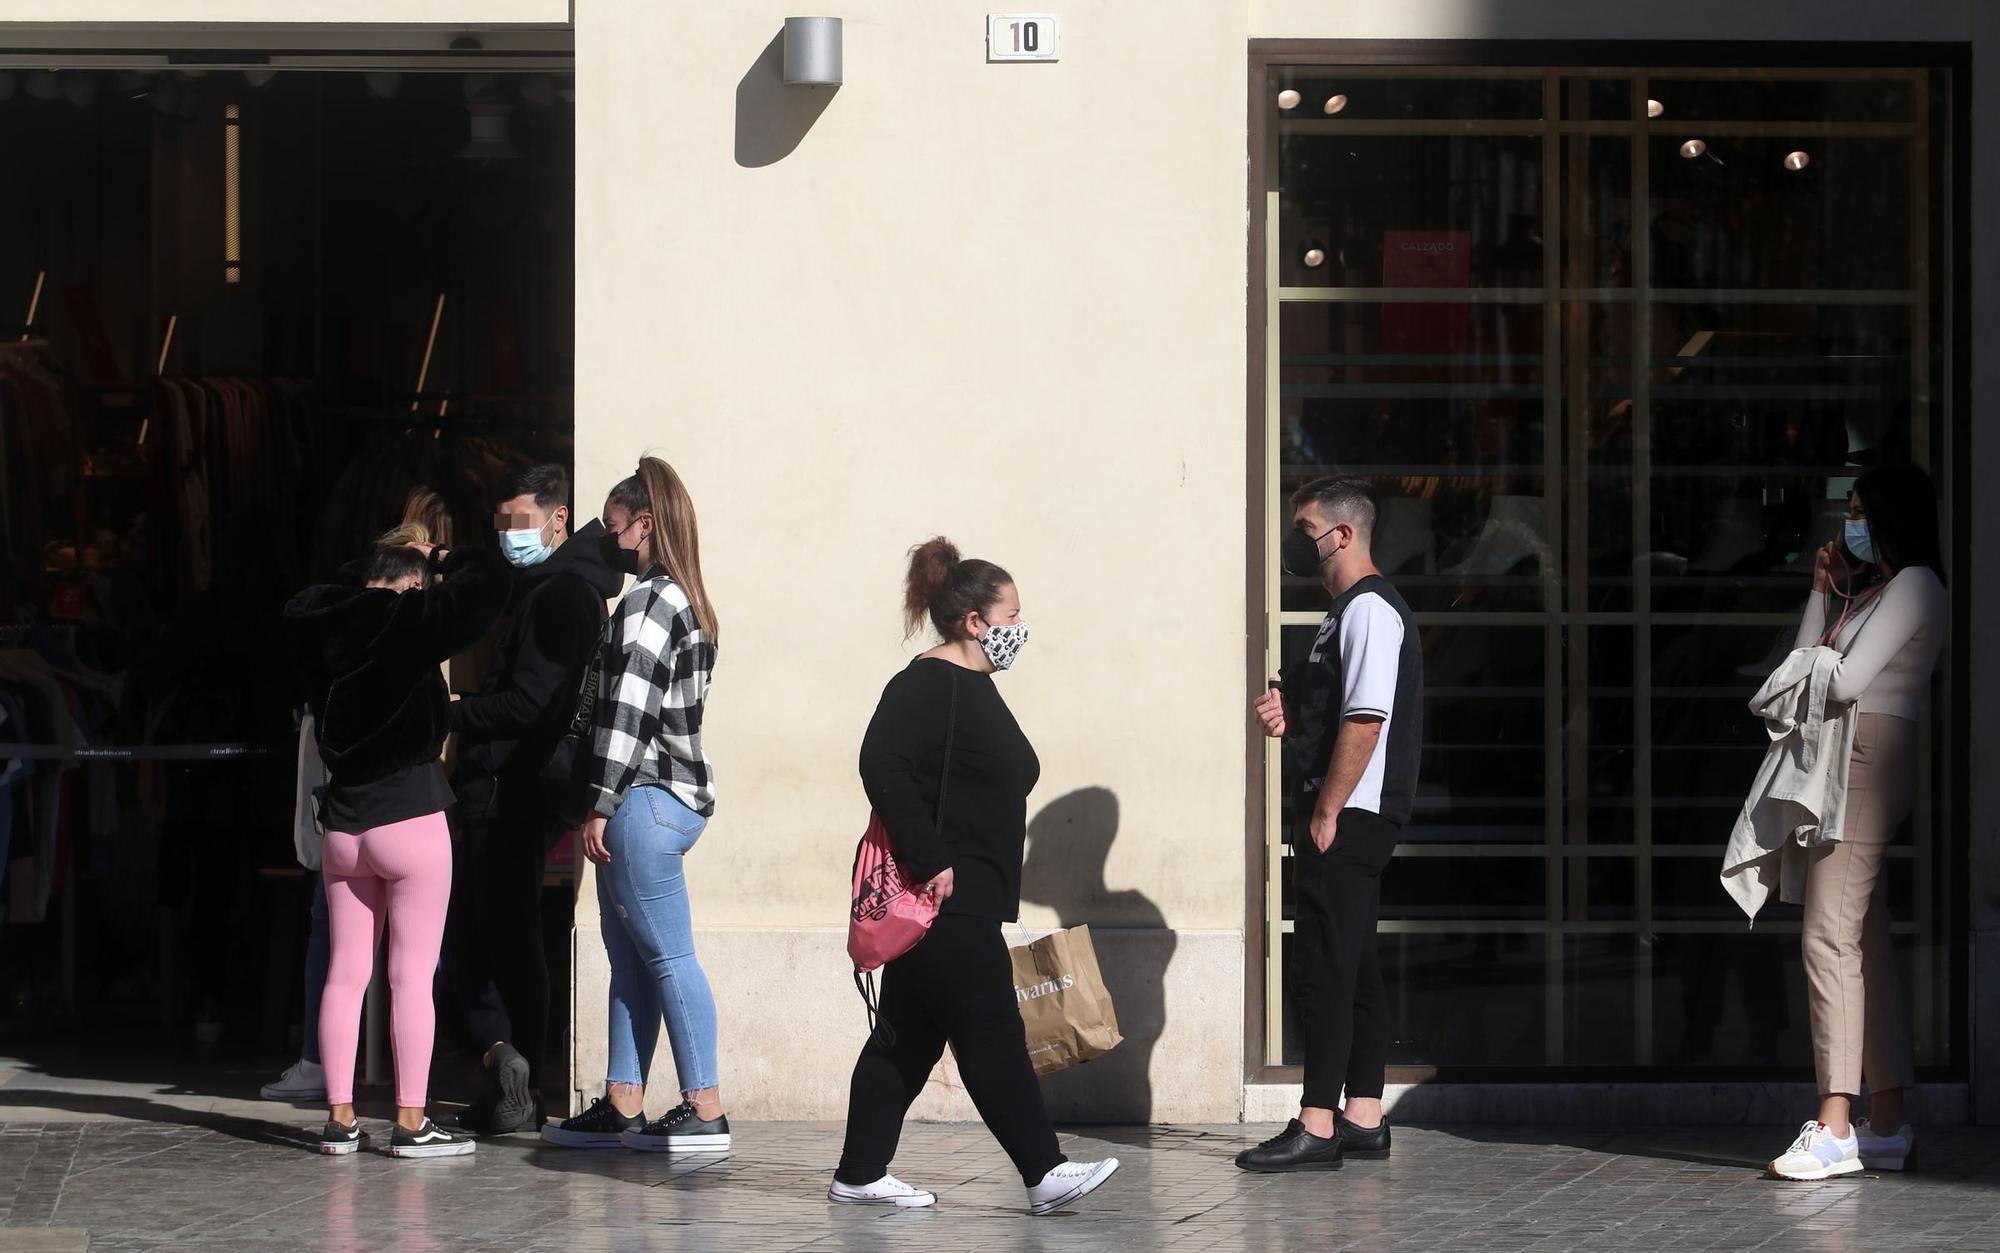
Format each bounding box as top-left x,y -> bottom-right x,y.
1019,787 -> 1172,1124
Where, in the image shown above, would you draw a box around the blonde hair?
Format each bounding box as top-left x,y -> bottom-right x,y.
607,457 -> 719,642
396,486 -> 453,547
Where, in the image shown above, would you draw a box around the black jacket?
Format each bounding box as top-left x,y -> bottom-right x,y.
450,519 -> 625,823
282,545 -> 510,793
859,658 -> 1041,923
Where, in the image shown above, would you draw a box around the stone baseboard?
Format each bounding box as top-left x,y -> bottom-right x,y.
570,923 -> 1245,1123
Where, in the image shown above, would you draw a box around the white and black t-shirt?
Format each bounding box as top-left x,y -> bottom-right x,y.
1281,575 -> 1423,826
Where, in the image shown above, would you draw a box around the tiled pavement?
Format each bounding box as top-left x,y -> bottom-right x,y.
4,1113 -> 2000,1252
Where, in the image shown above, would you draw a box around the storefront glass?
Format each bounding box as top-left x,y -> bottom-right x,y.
1257,65 -> 1957,1073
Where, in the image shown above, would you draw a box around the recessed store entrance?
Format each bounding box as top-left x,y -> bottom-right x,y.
0,30 -> 577,1110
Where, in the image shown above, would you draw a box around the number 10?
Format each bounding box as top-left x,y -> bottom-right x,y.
1010,20 -> 1041,53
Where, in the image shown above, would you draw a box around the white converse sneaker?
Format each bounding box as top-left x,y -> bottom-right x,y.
1855,1118 -> 1917,1171
260,1059 -> 326,1103
1766,1120 -> 1862,1181
1026,1158 -> 1120,1216
827,1174 -> 936,1208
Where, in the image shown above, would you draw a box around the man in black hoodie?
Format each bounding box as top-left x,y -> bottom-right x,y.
448,464 -> 625,1135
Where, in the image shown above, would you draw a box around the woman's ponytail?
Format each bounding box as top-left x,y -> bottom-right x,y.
901,536 -> 1012,642
608,456 -> 720,642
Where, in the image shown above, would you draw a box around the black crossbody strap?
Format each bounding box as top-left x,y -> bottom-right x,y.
935,671 -> 958,835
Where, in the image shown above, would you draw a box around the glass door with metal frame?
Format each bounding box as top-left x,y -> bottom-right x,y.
1256,64 -> 1956,1074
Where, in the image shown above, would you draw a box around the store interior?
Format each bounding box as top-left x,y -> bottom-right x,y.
0,62 -> 577,1096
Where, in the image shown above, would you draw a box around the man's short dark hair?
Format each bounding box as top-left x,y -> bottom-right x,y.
1289,475 -> 1378,541
500,463 -> 570,511
364,544 -> 429,587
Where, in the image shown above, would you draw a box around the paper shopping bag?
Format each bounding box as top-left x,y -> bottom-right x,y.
1010,925 -> 1124,1078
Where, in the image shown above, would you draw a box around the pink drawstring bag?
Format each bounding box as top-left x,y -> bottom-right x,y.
848,672 -> 957,1042
847,811 -> 939,971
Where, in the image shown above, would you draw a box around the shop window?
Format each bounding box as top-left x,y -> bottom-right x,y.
1257,65 -> 1957,1074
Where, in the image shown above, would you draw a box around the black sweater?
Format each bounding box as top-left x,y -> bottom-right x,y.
283,545 -> 510,829
858,658 -> 1041,923
450,520 -> 626,824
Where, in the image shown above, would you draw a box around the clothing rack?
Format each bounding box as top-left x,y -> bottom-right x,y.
0,742 -> 271,763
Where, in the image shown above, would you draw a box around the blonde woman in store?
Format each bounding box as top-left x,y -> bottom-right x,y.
1765,465 -> 1947,1182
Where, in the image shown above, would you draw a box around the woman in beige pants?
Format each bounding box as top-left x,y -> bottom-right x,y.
1767,466 -> 1946,1183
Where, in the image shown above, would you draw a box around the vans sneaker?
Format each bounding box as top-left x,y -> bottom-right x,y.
318,1118 -> 366,1156
388,1119 -> 476,1159
1855,1118 -> 1917,1171
1766,1120 -> 1861,1182
828,1174 -> 936,1208
262,1059 -> 327,1103
621,1102 -> 730,1154
1026,1158 -> 1121,1216
541,1096 -> 644,1148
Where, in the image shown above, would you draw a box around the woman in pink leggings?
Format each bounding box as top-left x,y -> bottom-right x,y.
285,537 -> 508,1157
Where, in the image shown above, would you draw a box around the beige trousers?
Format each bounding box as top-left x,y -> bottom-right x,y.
1800,712 -> 1918,1098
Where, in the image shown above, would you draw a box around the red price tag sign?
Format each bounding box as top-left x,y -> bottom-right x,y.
50,582 -> 89,620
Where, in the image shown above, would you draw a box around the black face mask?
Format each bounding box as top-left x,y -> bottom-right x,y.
602,528 -> 642,576
1280,524 -> 1336,578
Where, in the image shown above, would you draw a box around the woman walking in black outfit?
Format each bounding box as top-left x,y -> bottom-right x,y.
829,538 -> 1120,1215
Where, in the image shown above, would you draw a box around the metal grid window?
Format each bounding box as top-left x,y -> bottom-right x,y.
1255,64 -> 1957,1073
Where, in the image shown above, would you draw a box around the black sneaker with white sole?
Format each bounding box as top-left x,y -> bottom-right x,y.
540,1096 -> 645,1149
318,1119 -> 367,1156
388,1119 -> 476,1159
620,1102 -> 730,1154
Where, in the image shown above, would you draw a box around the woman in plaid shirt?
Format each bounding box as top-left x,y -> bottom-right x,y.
541,457 -> 730,1155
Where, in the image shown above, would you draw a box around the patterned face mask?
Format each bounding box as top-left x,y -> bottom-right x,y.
979,622 -> 1030,672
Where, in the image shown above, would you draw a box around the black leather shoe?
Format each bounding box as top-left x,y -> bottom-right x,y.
1234,1119 -> 1344,1172
1336,1112 -> 1391,1159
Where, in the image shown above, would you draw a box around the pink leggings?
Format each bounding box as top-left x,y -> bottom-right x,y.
319,812 -> 453,1108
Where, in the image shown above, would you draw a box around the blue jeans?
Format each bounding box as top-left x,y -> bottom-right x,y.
599,786 -> 719,1094
302,875 -> 330,1065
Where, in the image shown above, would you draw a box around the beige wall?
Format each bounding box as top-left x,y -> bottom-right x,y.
1250,0 -> 1974,41
0,1 -> 568,22
570,0 -> 1252,1119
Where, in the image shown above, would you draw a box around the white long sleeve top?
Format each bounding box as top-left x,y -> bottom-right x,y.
1792,566 -> 1947,721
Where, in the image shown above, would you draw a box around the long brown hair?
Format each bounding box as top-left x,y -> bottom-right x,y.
608,457 -> 719,641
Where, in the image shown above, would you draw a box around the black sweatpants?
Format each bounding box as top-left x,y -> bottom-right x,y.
1292,806 -> 1399,1112
447,807 -> 556,1088
837,914 -> 1066,1188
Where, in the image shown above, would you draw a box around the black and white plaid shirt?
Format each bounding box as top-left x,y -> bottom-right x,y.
586,572 -> 716,820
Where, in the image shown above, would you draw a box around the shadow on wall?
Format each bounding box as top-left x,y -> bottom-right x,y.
735,30 -> 838,168
1020,787 -> 1173,1124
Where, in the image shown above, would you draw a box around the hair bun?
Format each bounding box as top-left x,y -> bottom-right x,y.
903,536 -> 960,634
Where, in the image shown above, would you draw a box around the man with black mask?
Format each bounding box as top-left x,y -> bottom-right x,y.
1238,475 -> 1423,1174
448,464 -> 625,1135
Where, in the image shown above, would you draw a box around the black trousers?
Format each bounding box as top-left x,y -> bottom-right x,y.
447,805 -> 556,1089
837,914 -> 1065,1188
1292,806 -> 1399,1111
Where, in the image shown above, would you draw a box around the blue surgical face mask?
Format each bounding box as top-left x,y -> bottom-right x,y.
500,518 -> 555,568
1844,518 -> 1876,565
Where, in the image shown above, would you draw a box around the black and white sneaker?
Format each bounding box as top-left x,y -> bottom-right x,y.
388,1119 -> 476,1159
541,1096 -> 644,1149
620,1102 -> 730,1154
318,1118 -> 367,1156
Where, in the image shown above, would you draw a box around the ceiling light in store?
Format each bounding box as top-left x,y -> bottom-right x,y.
517,75 -> 558,108
458,101 -> 522,161
1300,240 -> 1328,268
1679,139 -> 1707,159
1322,93 -> 1349,115
1784,150 -> 1812,172
243,68 -> 278,88
1646,98 -> 1665,119
364,71 -> 402,100
1277,88 -> 1301,110
24,71 -> 59,102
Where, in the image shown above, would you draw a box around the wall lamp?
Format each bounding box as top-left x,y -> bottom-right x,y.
784,17 -> 843,87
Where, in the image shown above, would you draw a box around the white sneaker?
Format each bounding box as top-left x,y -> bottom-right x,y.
827,1174 -> 937,1208
260,1059 -> 326,1103
1855,1118 -> 1917,1171
1766,1120 -> 1862,1181
1026,1158 -> 1120,1216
